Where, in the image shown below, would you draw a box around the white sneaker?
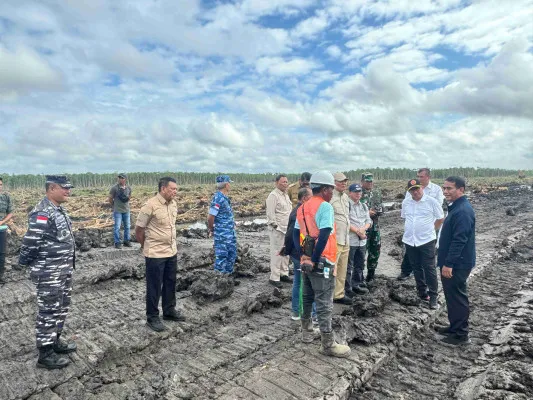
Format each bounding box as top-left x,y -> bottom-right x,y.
291,312 -> 301,321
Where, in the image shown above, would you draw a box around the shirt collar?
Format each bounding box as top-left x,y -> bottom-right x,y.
156,193 -> 170,205
44,196 -> 59,210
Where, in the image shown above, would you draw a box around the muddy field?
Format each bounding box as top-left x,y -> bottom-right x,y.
0,186 -> 532,400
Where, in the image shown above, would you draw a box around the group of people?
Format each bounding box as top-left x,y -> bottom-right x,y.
265,169 -> 476,354
3,167 -> 476,369
12,175 -> 186,369
397,169 -> 475,345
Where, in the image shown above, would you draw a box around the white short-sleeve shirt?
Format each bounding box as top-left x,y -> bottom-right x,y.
401,194 -> 444,246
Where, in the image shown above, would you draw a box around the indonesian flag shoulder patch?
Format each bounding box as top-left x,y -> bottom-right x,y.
36,214 -> 49,224
214,203 -> 220,209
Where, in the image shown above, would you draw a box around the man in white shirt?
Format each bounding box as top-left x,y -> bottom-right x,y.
266,174 -> 293,288
401,179 -> 445,309
398,168 -> 444,280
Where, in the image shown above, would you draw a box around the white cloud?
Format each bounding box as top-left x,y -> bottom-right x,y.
0,46 -> 64,92
426,38 -> 533,118
0,0 -> 532,174
325,45 -> 342,58
256,57 -> 319,76
291,10 -> 329,39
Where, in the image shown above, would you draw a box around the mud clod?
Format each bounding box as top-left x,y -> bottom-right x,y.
351,278 -> 391,317
389,280 -> 421,306
189,271 -> 235,304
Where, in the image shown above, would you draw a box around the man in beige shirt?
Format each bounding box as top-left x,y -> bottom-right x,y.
266,174 -> 293,288
135,177 -> 185,332
330,172 -> 352,305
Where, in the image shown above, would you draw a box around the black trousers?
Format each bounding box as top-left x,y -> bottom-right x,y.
441,268 -> 471,336
345,245 -> 367,292
401,230 -> 440,276
405,240 -> 438,299
145,255 -> 177,320
400,250 -> 412,275
0,229 -> 6,277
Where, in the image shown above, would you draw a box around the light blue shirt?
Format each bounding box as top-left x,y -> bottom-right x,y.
295,202 -> 334,230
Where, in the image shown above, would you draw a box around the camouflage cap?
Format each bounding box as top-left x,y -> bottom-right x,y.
46,175 -> 74,189
118,173 -> 127,179
216,175 -> 233,183
361,172 -> 373,182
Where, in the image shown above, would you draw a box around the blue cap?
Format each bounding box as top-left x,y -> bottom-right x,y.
216,175 -> 233,183
349,183 -> 362,192
45,175 -> 74,189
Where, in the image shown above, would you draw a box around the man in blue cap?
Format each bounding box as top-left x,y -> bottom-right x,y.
18,175 -> 77,369
208,175 -> 237,274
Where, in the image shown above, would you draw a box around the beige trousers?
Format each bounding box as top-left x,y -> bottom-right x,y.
334,243 -> 350,299
269,228 -> 289,281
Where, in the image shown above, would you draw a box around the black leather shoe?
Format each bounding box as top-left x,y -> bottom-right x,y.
333,297 -> 352,305
269,279 -> 282,288
429,298 -> 439,310
397,273 -> 412,281
114,243 -> 122,249
441,334 -> 470,345
123,241 -> 132,247
37,346 -> 70,369
280,275 -> 293,283
435,325 -> 452,335
146,318 -> 167,332
163,309 -> 186,322
53,335 -> 77,354
352,285 -> 369,295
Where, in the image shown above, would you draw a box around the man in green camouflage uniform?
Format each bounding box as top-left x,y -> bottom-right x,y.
360,173 -> 383,282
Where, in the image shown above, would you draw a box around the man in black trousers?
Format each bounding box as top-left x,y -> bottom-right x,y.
135,177 -> 186,332
437,176 -> 476,345
401,179 -> 444,309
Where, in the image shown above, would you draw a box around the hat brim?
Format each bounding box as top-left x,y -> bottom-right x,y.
60,184 -> 74,189
408,185 -> 421,190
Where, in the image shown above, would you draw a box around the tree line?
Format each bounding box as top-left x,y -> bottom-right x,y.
0,168 -> 529,190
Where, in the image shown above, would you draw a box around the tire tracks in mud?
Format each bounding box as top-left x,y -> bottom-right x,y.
355,230 -> 533,400
1,190 -> 532,400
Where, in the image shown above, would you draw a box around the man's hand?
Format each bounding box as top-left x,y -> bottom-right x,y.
355,227 -> 367,239
208,230 -> 213,238
369,209 -> 376,217
441,266 -> 453,279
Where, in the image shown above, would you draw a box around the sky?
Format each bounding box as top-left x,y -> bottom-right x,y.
0,0 -> 532,175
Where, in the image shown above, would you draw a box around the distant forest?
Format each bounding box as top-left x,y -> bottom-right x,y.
1,168 -> 530,189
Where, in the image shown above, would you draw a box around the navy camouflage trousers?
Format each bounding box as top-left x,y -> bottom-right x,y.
214,233 -> 237,274
31,267 -> 73,348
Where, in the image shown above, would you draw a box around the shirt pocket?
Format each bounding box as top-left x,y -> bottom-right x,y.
154,209 -> 168,224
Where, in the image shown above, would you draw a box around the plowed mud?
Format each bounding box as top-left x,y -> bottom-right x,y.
0,189 -> 531,400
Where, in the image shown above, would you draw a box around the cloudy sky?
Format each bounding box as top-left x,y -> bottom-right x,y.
1,0 -> 532,174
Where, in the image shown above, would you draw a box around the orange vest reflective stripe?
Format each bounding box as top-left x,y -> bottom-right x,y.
296,196 -> 337,264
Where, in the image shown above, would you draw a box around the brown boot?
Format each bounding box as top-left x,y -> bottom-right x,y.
319,332 -> 351,358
